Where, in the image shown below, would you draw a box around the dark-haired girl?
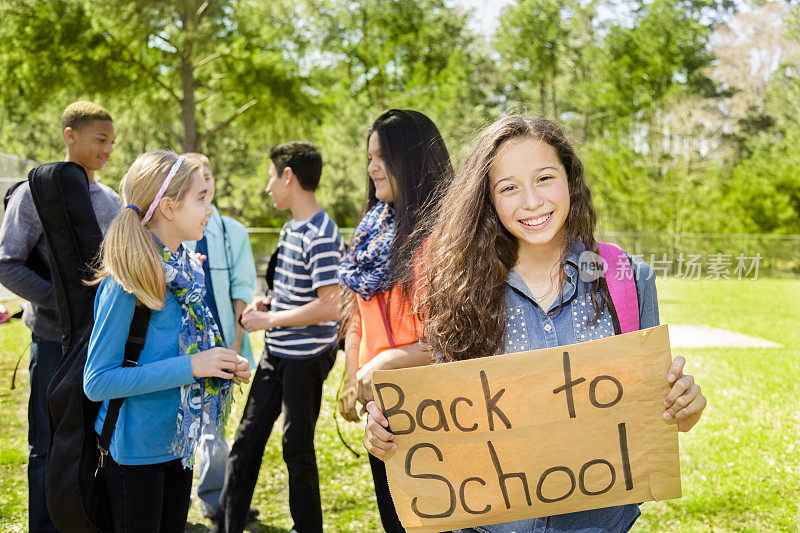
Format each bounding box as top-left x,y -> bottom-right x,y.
364,115 -> 706,532
337,109 -> 454,532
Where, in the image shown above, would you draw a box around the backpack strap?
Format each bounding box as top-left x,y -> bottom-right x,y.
3,179 -> 25,210
597,242 -> 640,334
266,241 -> 280,292
96,304 -> 151,468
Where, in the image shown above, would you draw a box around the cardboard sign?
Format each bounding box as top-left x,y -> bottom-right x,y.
371,325 -> 681,532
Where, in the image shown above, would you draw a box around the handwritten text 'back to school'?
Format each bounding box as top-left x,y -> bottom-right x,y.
371,326 -> 681,531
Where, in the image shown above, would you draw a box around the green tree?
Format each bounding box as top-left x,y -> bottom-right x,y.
306,0 -> 497,223
85,0 -> 311,152
726,16 -> 800,235
496,0 -> 566,117
0,0 -> 318,225
583,0 -> 734,241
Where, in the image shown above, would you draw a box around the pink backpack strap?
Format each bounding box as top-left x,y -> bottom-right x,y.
597,242 -> 640,334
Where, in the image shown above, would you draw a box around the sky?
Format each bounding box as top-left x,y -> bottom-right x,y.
453,0 -> 746,36
451,0 -> 513,35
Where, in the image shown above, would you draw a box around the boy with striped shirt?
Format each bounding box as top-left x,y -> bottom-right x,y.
216,142 -> 344,533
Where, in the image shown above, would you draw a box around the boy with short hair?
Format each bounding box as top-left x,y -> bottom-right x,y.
181,153 -> 258,520
0,101 -> 121,533
215,142 -> 344,533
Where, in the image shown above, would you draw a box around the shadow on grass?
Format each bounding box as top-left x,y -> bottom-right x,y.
186,521 -> 290,533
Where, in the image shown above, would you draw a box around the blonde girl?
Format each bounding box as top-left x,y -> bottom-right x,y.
84,151 -> 250,532
364,116 -> 706,532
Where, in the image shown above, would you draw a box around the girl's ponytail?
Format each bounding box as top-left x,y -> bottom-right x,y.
90,151 -> 201,309
95,205 -> 166,309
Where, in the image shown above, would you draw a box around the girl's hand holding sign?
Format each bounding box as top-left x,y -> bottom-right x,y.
664,355 -> 706,431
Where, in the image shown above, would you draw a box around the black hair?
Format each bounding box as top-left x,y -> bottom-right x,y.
362,109 -> 454,297
269,141 -> 323,191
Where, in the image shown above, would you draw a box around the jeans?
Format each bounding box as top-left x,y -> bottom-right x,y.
197,431 -> 231,516
102,455 -> 193,533
369,452 -> 406,533
215,346 -> 336,533
455,504 -> 641,533
28,334 -> 61,533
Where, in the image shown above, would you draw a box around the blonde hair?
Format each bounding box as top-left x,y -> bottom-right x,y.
91,151 -> 202,309
182,152 -> 211,173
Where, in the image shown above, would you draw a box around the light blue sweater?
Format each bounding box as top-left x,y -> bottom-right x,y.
185,206 -> 257,368
84,276 -> 195,465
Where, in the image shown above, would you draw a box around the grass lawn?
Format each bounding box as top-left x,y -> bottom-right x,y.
1,278 -> 798,532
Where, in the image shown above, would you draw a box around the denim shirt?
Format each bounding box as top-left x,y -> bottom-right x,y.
458,245 -> 659,533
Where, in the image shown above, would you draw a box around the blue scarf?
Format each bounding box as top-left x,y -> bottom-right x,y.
338,201 -> 395,300
155,236 -> 233,467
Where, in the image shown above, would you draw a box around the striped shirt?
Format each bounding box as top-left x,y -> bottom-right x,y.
267,209 -> 345,359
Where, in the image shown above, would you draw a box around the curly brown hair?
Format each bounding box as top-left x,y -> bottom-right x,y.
418,115 -> 605,362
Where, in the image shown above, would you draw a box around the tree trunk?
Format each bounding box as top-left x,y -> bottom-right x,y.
179,8 -> 197,152
582,109 -> 589,143
181,62 -> 197,151
577,46 -> 589,142
647,109 -> 658,172
539,79 -> 547,116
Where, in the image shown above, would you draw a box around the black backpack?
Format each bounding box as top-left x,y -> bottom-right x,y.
28,162 -> 150,533
3,180 -> 52,281
266,245 -> 279,292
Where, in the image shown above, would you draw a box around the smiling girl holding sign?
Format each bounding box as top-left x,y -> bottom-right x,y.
364,115 -> 707,532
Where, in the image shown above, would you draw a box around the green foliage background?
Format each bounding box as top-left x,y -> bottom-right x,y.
1,0 -> 799,236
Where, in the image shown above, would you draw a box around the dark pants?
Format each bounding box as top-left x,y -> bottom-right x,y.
216,346 -> 336,533
28,334 -> 61,533
369,453 -> 406,533
102,456 -> 193,533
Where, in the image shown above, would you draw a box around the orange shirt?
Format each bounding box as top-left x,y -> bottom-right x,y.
351,287 -> 421,369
